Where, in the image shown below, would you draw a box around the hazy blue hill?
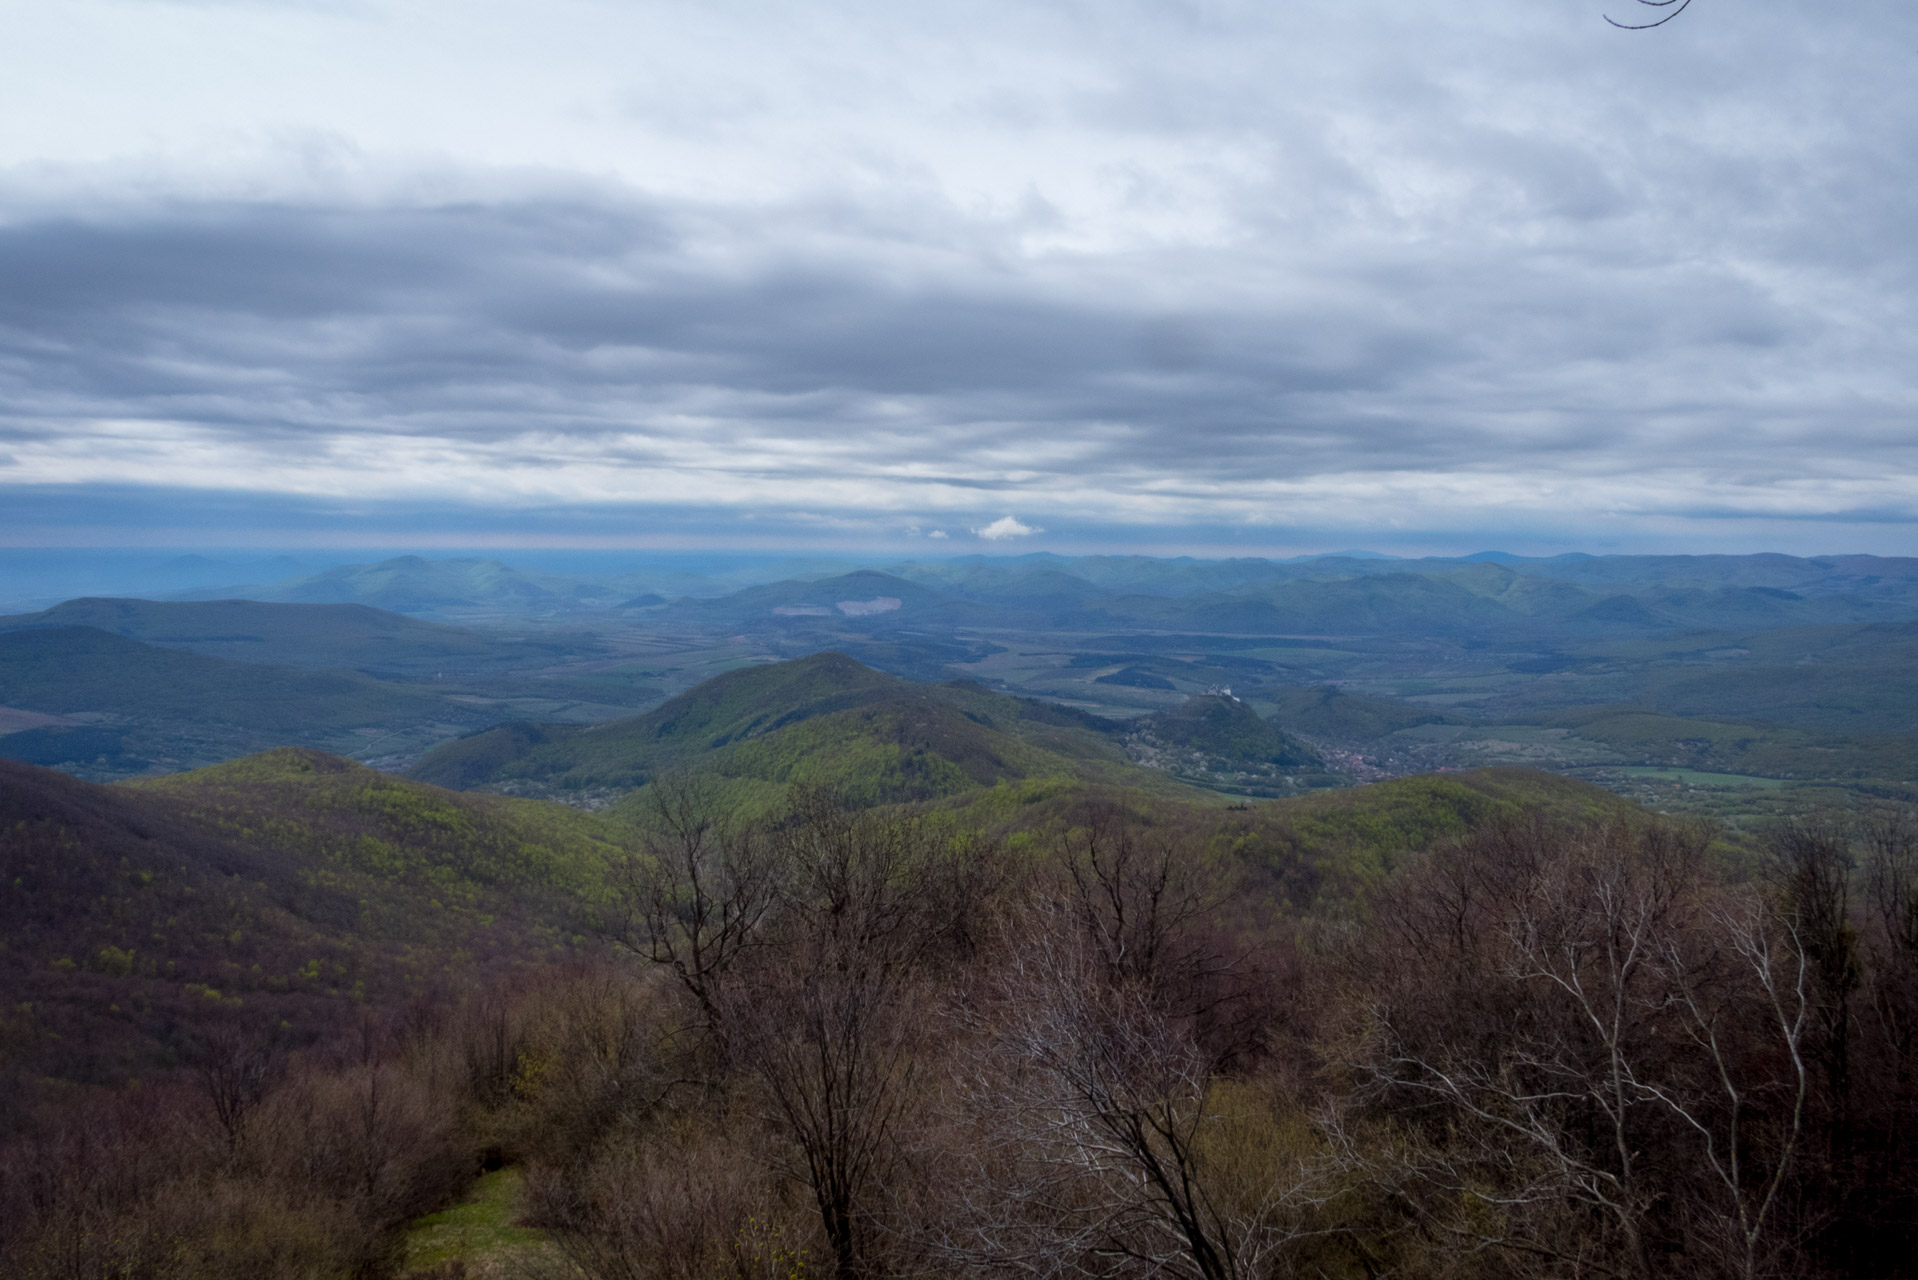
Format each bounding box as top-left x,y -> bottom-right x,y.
1499,552 -> 1918,606
1503,552 -> 1831,590
0,627 -> 455,732
1217,572 -> 1536,633
860,552 -> 1918,637
0,596 -> 567,676
0,724 -> 133,768
1628,585 -> 1894,629
0,750 -> 627,1131
664,569 -> 989,628
1638,660 -> 1918,736
1142,695 -> 1320,767
1081,572 -> 1535,636
884,562 -> 1111,610
1735,619 -> 1918,666
0,550 -> 317,613
890,553 -> 1429,601
198,555 -> 621,616
1815,555 -> 1918,605
280,555 -> 561,611
1047,555 -> 1292,596
1557,622 -> 1918,738
893,554 -> 1245,598
0,627 -> 482,777
1573,593 -> 1671,627
1266,686 -> 1456,741
1074,562 -> 1898,637
699,556 -> 872,589
102,549 -> 1918,640
1430,562 -> 1604,618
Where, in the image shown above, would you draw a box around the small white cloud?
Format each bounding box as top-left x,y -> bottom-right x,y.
928,529 -> 949,539
975,515 -> 1041,541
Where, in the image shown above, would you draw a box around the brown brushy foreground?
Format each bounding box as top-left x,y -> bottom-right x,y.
6,786 -> 1918,1280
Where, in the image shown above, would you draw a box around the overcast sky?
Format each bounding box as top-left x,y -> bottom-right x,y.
2,0 -> 1914,557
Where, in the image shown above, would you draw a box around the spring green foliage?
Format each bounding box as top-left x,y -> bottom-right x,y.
938,764 -> 1633,913
1221,767 -> 1634,898
411,650 -> 892,790
411,652 -> 1149,807
134,748 -> 628,904
402,721 -> 573,791
0,750 -> 633,1134
401,1168 -> 550,1274
1143,695 -> 1321,767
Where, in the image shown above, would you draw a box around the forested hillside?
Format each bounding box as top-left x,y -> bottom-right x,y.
407,651 -> 1158,810
6,751 -> 1912,1279
0,750 -> 629,1134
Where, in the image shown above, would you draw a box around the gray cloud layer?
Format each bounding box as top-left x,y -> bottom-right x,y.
1,0 -> 1915,552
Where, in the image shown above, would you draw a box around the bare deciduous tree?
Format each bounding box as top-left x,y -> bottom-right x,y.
193,1020 -> 281,1152
725,791 -> 988,1280
1361,821 -> 1811,1280
1051,799 -> 1272,1067
945,917 -> 1339,1280
610,776 -> 782,1044
1770,818 -> 1860,1151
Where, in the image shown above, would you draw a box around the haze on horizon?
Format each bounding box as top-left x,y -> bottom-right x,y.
2,0 -> 1915,561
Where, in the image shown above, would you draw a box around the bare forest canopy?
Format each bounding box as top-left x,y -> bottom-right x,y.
4,757 -> 1916,1279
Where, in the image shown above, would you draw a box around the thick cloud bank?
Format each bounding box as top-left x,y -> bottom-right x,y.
1,0 -> 1914,552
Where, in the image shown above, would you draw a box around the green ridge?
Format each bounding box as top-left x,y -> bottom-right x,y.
1143,695 -> 1321,767
410,651 -> 1147,807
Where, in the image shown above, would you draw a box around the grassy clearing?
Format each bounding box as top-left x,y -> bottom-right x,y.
402,1168 -> 551,1276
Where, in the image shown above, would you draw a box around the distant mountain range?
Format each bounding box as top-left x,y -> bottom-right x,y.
113,550 -> 1918,638
6,549 -> 1918,804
